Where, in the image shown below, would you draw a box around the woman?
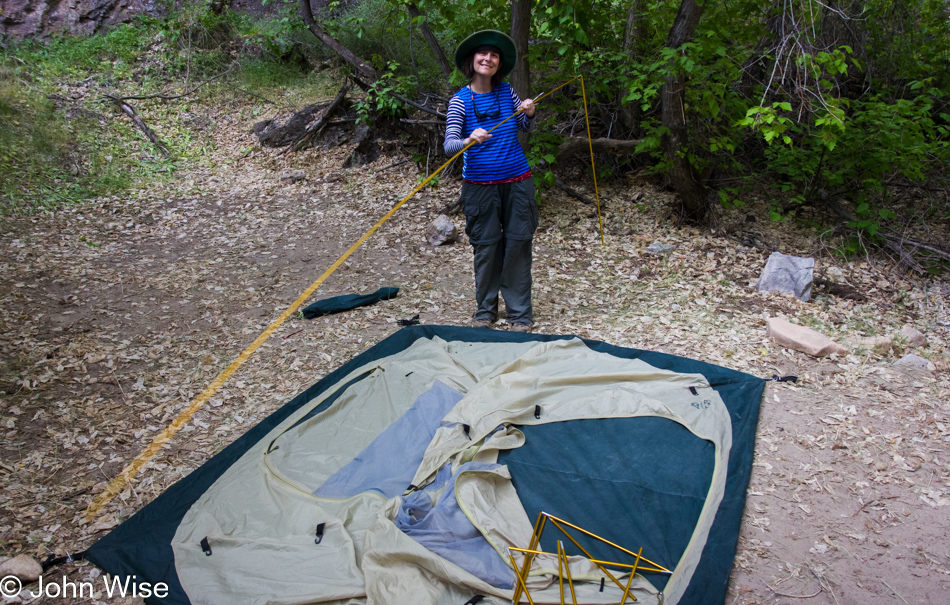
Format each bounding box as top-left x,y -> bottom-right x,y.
444,30 -> 537,333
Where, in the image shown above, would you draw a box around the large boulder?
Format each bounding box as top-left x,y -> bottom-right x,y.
767,317 -> 848,358
0,0 -> 160,39
757,252 -> 814,302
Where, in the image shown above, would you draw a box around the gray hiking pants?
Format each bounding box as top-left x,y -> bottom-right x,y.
461,178 -> 538,324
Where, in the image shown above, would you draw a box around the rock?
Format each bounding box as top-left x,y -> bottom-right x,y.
847,335 -> 895,355
425,214 -> 457,246
342,124 -> 380,167
756,252 -> 814,301
0,0 -> 159,39
279,170 -> 306,184
827,266 -> 846,278
646,242 -> 675,256
898,324 -> 927,348
894,354 -> 936,371
0,554 -> 42,582
767,317 -> 848,358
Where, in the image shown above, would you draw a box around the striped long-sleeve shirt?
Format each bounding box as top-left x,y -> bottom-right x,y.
444,82 -> 535,182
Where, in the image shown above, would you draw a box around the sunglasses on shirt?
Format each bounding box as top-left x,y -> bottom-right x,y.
469,87 -> 501,120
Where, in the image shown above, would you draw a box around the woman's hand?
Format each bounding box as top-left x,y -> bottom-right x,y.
520,98 -> 535,118
466,128 -> 492,146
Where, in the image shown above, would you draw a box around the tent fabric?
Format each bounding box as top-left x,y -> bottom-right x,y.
396,461 -> 516,589
314,380 -> 463,499
301,287 -> 399,319
85,325 -> 765,605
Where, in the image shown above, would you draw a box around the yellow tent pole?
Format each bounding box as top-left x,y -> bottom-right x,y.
580,75 -> 605,246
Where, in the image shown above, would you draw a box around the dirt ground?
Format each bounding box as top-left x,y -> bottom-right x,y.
1,114 -> 949,604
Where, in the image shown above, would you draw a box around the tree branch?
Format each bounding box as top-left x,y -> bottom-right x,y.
108,65 -> 238,101
104,95 -> 170,156
407,3 -> 452,86
556,136 -> 643,164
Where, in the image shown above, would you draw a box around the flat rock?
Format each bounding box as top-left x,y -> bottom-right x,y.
425,214 -> 457,246
898,324 -> 927,348
0,554 -> 42,582
646,242 -> 675,256
767,317 -> 848,358
757,252 -> 814,301
847,335 -> 894,355
279,169 -> 306,184
894,354 -> 936,371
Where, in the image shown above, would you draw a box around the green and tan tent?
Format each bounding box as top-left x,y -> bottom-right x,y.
87,325 -> 765,604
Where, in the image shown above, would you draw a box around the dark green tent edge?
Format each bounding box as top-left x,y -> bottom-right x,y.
85,324 -> 765,604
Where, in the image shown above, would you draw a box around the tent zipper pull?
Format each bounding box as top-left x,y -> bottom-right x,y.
689,386 -> 698,396
534,405 -> 541,419
463,424 -> 472,440
463,596 -> 484,604
200,537 -> 212,556
600,577 -> 605,592
314,522 -> 326,545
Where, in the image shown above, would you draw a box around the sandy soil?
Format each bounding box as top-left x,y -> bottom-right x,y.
1,114 -> 948,604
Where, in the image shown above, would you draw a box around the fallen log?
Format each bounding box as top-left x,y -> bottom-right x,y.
286,80 -> 352,153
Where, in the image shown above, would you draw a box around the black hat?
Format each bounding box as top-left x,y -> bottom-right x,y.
454,30 -> 517,78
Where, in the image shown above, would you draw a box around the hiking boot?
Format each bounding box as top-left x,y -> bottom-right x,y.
471,318 -> 493,329
509,322 -> 532,333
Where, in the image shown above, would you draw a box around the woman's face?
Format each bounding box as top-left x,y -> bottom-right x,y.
472,50 -> 500,78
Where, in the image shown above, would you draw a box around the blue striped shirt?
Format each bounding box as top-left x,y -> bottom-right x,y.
444,82 -> 535,182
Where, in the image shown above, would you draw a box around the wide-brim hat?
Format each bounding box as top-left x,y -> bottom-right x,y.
454,30 -> 517,78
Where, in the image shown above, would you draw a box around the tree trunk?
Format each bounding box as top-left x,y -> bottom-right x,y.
619,0 -> 645,136
299,0 -> 378,82
661,0 -> 706,222
510,0 -> 532,152
407,4 -> 453,87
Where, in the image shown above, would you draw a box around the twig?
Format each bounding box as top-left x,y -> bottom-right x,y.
391,91 -> 446,118
111,369 -> 129,404
762,565 -> 822,598
104,96 -> 171,156
229,85 -> 277,106
438,193 -> 462,216
110,65 -> 237,101
399,118 -> 445,125
554,179 -> 596,206
374,159 -> 410,174
880,579 -> 909,604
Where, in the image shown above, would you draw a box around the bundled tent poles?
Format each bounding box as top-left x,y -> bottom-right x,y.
508,512 -> 671,605
83,76 -> 605,522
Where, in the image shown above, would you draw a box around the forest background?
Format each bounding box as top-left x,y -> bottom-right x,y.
2,0 -> 949,270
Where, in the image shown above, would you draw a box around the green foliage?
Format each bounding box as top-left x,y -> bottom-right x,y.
356,61 -> 415,121
0,0 -> 334,214
0,68 -> 135,213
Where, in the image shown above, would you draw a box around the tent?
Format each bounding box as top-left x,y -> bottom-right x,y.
86,325 -> 764,604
